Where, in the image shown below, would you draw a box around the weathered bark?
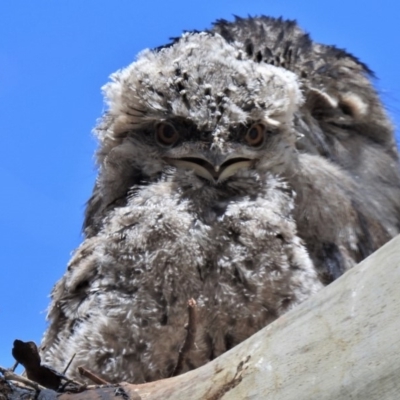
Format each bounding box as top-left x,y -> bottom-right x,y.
1,234 -> 400,399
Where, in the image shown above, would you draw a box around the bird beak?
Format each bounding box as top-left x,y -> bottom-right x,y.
165,155 -> 255,182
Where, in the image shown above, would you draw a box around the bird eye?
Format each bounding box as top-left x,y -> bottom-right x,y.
245,123 -> 266,147
156,123 -> 179,147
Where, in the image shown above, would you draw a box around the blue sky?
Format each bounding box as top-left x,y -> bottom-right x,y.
1,0 -> 399,368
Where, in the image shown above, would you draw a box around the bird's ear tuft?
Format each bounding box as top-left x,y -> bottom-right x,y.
339,92 -> 368,119
306,87 -> 338,112
306,88 -> 339,108
306,88 -> 368,121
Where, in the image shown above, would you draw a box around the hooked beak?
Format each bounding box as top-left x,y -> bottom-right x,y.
165,154 -> 255,182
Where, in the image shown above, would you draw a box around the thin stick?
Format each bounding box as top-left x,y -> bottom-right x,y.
62,353 -> 76,375
59,378 -> 87,393
11,361 -> 19,372
78,366 -> 110,385
172,298 -> 198,377
0,365 -> 46,391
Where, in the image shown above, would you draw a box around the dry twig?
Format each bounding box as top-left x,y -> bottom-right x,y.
10,361 -> 19,372
0,365 -> 46,391
12,339 -> 62,390
172,298 -> 198,376
63,353 -> 76,375
78,366 -> 110,385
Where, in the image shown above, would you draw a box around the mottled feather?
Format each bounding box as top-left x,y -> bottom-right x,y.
41,16 -> 400,383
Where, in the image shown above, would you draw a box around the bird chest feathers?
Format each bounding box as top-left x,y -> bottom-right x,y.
45,175 -> 322,382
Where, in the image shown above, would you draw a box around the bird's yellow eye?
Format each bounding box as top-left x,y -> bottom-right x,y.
156,123 -> 179,146
245,123 -> 266,147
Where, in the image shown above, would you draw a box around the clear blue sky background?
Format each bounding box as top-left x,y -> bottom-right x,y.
1,0 -> 399,368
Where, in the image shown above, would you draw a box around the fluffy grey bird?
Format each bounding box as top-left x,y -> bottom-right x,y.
41,16 -> 400,384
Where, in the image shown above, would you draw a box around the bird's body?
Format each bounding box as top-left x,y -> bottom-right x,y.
41,16 -> 400,383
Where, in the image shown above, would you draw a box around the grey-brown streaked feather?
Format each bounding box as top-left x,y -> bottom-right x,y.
41,16 -> 400,384
211,16 -> 400,277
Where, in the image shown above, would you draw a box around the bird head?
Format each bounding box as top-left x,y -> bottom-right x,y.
84,32 -> 303,234
96,32 -> 302,186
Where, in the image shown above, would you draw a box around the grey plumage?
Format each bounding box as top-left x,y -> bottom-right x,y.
41,16 -> 400,383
